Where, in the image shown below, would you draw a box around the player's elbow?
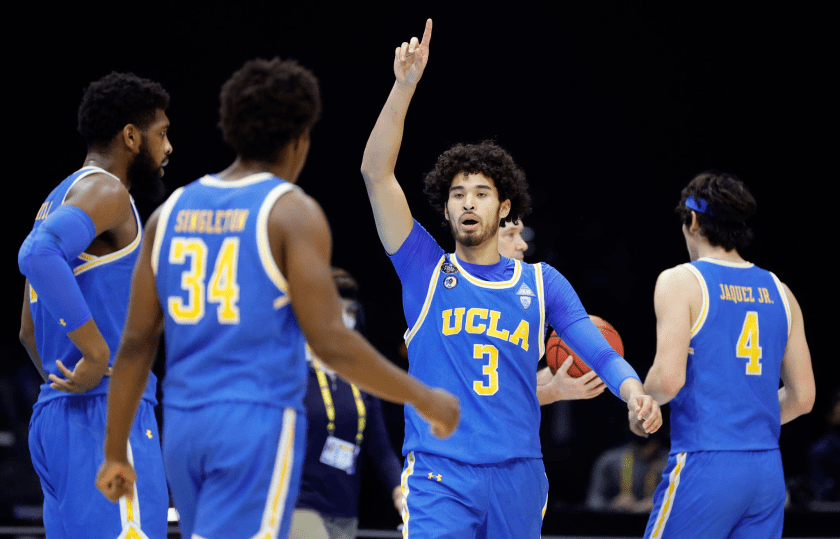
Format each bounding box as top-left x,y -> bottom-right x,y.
19,323 -> 34,349
660,373 -> 685,400
307,326 -> 355,369
792,384 -> 816,416
646,363 -> 683,401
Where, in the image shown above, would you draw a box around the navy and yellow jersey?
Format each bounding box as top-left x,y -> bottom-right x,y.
152,173 -> 307,412
669,257 -> 791,453
391,221 -> 594,464
28,166 -> 156,405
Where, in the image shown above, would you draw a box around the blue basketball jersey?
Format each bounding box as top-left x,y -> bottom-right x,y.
27,166 -> 157,405
403,253 -> 545,464
152,173 -> 307,412
669,258 -> 791,453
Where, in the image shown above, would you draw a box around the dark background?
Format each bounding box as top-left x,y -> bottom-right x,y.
3,2 -> 835,536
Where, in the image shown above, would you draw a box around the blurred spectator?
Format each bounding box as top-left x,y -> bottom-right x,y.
290,268 -> 404,539
586,431 -> 668,513
809,389 -> 840,503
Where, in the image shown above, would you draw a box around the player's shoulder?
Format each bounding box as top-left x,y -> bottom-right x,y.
269,186 -> 329,239
536,261 -> 572,288
655,263 -> 701,297
65,169 -> 129,205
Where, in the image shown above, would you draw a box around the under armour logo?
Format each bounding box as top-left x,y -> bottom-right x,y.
427,473 -> 442,481
59,319 -> 67,327
146,430 -> 153,439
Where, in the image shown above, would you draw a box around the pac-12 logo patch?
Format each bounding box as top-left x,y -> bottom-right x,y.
443,275 -> 458,289
441,262 -> 458,274
516,282 -> 535,309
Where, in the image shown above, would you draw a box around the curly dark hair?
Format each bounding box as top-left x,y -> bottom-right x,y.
423,140 -> 531,227
218,57 -> 321,161
676,170 -> 757,252
77,72 -> 170,147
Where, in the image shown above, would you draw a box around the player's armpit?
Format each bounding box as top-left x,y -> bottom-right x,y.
778,282 -> 815,424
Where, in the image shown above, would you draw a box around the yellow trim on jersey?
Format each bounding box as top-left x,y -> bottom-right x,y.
534,263 -> 546,359
152,187 -> 185,276
696,256 -> 754,268
73,200 -> 142,276
116,525 -> 150,539
256,183 -> 296,309
252,408 -> 297,539
682,264 -> 709,338
400,451 -> 416,538
451,253 -> 522,288
651,452 -> 687,539
769,271 -> 792,338
55,167 -> 142,276
118,440 -> 148,538
404,256 -> 446,347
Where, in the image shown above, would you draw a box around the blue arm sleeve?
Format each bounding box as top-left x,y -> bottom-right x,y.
560,318 -> 641,398
18,205 -> 97,333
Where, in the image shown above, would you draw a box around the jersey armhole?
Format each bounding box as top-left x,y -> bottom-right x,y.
682,263 -> 709,338
404,255 -> 446,347
256,182 -> 297,309
533,263 -> 546,358
769,271 -> 792,338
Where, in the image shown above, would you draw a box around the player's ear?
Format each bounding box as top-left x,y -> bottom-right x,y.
444,205 -> 450,221
499,199 -> 511,220
689,211 -> 701,233
120,124 -> 142,154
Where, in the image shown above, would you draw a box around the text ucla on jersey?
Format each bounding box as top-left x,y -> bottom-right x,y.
403,253 -> 545,464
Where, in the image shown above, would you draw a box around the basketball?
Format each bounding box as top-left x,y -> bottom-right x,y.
546,315 -> 624,377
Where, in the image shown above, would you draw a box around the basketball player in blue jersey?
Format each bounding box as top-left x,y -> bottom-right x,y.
498,221 -> 607,404
17,72 -> 172,539
360,19 -> 661,538
95,57 -> 460,539
640,171 -> 815,539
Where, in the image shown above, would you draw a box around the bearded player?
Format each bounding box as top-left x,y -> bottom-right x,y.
18,72 -> 172,539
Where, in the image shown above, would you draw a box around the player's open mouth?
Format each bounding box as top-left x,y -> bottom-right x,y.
462,221 -> 478,231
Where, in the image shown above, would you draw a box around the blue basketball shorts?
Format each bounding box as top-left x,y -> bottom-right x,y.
28,394 -> 168,539
644,450 -> 785,539
163,403 -> 306,539
399,451 -> 549,539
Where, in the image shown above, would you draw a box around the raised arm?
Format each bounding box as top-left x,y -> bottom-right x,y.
276,190 -> 458,436
360,19 -> 433,254
778,282 -> 815,424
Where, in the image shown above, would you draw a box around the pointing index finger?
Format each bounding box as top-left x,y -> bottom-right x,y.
420,18 -> 433,47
